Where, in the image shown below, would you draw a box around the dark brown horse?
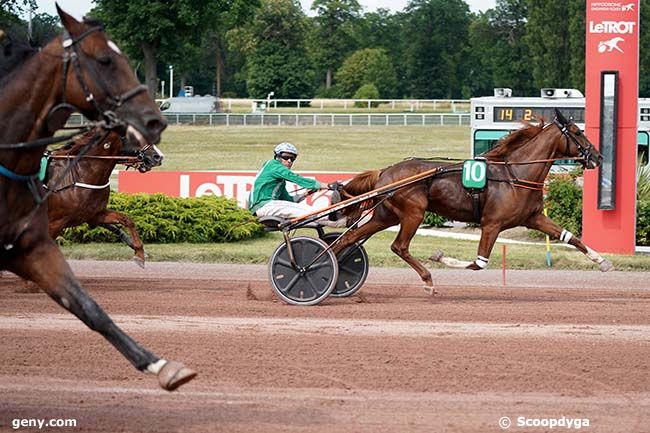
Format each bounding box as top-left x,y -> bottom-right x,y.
0,7 -> 195,390
334,110 -> 610,294
46,129 -> 164,266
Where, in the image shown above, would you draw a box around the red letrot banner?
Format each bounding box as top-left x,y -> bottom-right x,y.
118,170 -> 359,209
583,0 -> 639,254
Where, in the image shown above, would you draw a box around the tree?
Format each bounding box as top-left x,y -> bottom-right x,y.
524,0 -> 575,90
0,0 -> 35,28
92,0 -> 227,97
640,0 -> 650,96
567,0 -> 585,90
466,0 -> 536,97
355,9 -> 408,97
229,0 -> 315,99
402,0 -> 471,98
29,12 -> 60,46
310,0 -> 361,89
465,12 -> 498,98
335,48 -> 397,98
202,0 -> 259,97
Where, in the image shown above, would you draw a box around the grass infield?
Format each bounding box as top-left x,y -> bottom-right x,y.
62,125 -> 650,269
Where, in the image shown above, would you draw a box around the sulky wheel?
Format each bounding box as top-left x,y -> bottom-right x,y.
268,236 -> 339,306
320,232 -> 369,298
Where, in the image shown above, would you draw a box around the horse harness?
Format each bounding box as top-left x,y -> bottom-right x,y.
0,26 -> 150,251
0,24 -> 148,180
53,26 -> 147,131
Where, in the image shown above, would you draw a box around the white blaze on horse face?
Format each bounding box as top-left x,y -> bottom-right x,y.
126,125 -> 147,147
152,144 -> 165,159
107,40 -> 122,55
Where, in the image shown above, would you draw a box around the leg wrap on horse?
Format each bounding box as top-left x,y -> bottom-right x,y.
474,255 -> 489,269
560,230 -> 573,244
586,246 -> 605,264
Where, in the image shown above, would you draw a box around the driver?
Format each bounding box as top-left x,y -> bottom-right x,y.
248,142 -> 346,227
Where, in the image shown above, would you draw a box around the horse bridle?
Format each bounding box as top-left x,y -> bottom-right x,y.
44,136 -> 159,192
0,25 -> 148,193
552,112 -> 594,163
55,25 -> 148,130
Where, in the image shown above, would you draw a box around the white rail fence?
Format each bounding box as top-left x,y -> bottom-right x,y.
68,113 -> 470,127
241,98 -> 470,112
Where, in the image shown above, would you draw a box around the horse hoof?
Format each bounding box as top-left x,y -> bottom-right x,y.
422,285 -> 438,296
429,250 -> 444,262
158,360 -> 197,391
599,259 -> 614,272
133,256 -> 145,269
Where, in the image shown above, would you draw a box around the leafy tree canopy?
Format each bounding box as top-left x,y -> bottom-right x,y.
230,0 -> 315,99
335,47 -> 397,98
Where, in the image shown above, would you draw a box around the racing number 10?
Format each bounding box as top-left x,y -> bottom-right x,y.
462,160 -> 487,189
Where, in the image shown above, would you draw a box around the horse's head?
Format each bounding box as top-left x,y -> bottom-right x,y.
553,108 -> 602,169
134,143 -> 165,173
114,132 -> 164,173
53,5 -> 166,146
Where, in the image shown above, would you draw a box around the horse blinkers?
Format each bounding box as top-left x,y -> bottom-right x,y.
553,108 -> 602,169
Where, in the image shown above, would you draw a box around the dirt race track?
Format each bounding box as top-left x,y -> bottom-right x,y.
1,260 -> 649,433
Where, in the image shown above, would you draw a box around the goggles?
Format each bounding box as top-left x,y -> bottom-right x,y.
279,153 -> 297,162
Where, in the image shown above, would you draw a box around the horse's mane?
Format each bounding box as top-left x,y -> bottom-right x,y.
0,17 -> 101,94
338,169 -> 383,221
53,129 -> 100,155
0,26 -> 40,92
341,170 -> 382,199
484,119 -> 546,159
82,17 -> 105,29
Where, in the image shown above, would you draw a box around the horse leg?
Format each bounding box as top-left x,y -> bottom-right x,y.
10,239 -> 196,390
102,223 -> 136,249
431,223 -> 501,270
331,218 -> 394,255
386,213 -> 438,294
525,213 -> 614,271
90,210 -> 145,268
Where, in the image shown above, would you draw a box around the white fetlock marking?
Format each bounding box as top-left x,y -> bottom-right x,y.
475,255 -> 489,269
560,230 -> 573,244
146,359 -> 167,375
440,256 -> 473,269
60,297 -> 70,309
586,246 -> 605,264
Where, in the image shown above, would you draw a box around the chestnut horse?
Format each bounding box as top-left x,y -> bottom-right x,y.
335,110 -> 610,294
46,129 -> 164,266
0,7 -> 195,390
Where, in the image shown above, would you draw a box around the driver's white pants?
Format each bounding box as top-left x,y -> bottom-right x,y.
255,200 -> 346,228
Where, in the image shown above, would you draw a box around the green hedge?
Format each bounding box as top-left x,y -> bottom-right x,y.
637,200 -> 650,245
61,193 -> 265,243
546,176 -> 584,237
544,176 -> 650,245
422,211 -> 449,227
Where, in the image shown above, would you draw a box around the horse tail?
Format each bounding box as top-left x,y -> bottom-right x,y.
340,169 -> 382,219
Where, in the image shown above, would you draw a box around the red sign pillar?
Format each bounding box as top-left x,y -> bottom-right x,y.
583,0 -> 639,254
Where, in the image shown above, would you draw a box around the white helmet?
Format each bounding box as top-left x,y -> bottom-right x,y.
274,142 -> 298,156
